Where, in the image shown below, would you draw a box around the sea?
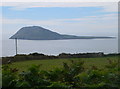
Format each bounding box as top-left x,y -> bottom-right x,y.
1,38 -> 118,57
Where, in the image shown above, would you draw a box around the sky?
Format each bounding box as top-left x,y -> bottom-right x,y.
0,2 -> 118,39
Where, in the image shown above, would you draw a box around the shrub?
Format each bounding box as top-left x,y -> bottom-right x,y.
2,59 -> 120,89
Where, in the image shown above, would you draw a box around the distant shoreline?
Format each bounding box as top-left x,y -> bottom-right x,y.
2,52 -> 120,64
10,36 -> 116,41
1,52 -> 119,58
9,36 -> 116,42
10,26 -> 116,40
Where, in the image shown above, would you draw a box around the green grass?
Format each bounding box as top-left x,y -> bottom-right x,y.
8,56 -> 119,72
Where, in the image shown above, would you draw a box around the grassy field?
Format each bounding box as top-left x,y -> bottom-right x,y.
8,56 -> 119,72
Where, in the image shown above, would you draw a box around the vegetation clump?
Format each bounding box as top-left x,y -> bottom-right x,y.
2,59 -> 120,89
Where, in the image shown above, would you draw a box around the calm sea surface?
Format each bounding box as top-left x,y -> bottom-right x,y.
2,38 -> 118,57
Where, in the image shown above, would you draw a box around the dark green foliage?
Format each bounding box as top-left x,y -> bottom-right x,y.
2,59 -> 120,89
15,65 -> 51,88
2,65 -> 18,87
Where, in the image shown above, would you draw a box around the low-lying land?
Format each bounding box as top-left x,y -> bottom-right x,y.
2,52 -> 119,64
8,55 -> 119,72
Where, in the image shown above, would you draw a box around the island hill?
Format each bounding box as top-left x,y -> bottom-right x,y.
10,26 -> 114,40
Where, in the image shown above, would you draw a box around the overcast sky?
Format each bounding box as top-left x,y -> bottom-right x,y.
1,2 -> 118,39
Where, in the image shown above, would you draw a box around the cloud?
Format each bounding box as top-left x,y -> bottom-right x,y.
2,13 -> 117,36
2,13 -> 117,24
1,2 -> 118,12
58,14 -> 117,22
2,18 -> 61,26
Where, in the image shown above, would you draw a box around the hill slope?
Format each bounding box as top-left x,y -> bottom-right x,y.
10,26 -> 114,40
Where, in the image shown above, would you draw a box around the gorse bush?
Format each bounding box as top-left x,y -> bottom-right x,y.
2,59 -> 120,89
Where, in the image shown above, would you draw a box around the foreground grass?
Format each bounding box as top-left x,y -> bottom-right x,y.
8,56 -> 119,72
